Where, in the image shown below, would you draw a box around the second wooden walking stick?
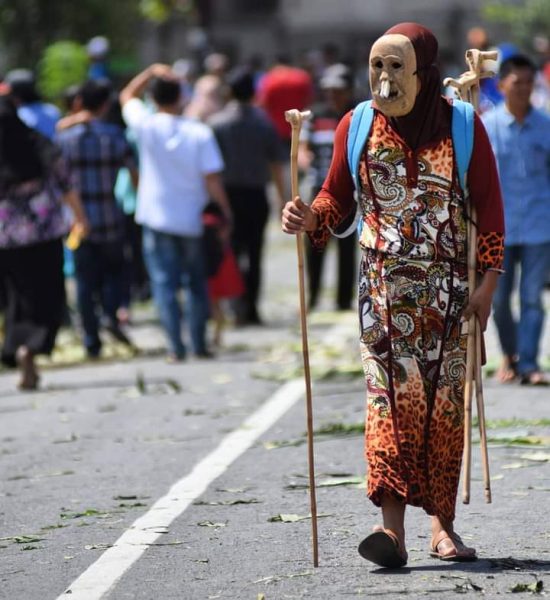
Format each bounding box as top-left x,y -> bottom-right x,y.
444,48 -> 497,504
284,108 -> 319,567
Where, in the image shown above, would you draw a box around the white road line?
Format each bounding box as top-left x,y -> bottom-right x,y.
57,321 -> 355,599
57,378 -> 306,599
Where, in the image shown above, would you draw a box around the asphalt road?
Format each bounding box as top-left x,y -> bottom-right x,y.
1,223 -> 550,600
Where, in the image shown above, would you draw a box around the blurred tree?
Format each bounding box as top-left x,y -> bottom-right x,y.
483,0 -> 550,49
0,0 -> 211,71
37,41 -> 88,102
0,0 -> 140,69
139,0 -> 210,25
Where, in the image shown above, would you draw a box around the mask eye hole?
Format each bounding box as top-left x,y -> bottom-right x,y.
392,61 -> 402,70
374,60 -> 383,69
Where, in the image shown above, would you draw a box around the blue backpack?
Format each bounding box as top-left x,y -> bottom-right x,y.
335,99 -> 475,238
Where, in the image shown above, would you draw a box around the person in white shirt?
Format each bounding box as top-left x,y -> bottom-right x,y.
120,64 -> 232,360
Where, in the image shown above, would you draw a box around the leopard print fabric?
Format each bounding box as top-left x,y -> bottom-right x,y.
307,112 -> 504,521
360,251 -> 468,521
359,116 -> 470,522
477,231 -> 504,273
308,197 -> 344,249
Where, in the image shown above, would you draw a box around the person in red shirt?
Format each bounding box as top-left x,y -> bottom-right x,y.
283,23 -> 504,569
257,55 -> 314,152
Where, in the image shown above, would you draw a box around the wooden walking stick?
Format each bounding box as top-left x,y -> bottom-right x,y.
284,108 -> 319,567
444,49 -> 497,504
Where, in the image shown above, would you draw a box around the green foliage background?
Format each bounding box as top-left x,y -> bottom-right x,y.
0,0 -> 141,69
483,0 -> 550,50
37,41 -> 89,102
0,0 -> 203,99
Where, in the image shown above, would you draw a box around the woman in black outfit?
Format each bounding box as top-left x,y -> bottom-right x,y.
0,96 -> 87,389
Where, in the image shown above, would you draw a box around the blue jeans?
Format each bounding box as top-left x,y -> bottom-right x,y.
492,242 -> 550,375
142,227 -> 209,356
73,240 -> 124,356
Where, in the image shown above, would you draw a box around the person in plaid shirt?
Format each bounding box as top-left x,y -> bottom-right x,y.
56,79 -> 138,358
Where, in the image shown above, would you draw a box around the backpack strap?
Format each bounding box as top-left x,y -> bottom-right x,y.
451,99 -> 475,195
347,100 -> 374,191
329,101 -> 374,239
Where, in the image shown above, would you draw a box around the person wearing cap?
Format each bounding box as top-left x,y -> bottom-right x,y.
209,67 -> 285,325
87,36 -> 111,81
299,63 -> 357,311
5,69 -> 61,140
283,23 -> 505,568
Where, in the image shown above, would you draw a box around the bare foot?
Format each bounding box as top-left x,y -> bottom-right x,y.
495,356 -> 518,383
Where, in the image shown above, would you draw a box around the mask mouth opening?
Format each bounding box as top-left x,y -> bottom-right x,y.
379,81 -> 400,100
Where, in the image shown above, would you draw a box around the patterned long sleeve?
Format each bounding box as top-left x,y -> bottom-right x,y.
308,112 -> 356,249
468,114 -> 505,273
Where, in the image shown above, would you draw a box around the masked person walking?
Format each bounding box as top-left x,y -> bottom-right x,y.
282,23 -> 505,568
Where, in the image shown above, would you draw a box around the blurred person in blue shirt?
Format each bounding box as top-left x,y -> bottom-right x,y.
482,54 -> 550,386
5,69 -> 60,140
87,36 -> 111,81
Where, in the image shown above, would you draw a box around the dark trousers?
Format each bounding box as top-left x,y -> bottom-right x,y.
226,185 -> 269,321
0,238 -> 65,367
306,233 -> 356,310
73,239 -> 124,356
120,215 -> 149,308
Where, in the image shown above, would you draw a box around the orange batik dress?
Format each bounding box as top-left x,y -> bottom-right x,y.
309,108 -> 504,522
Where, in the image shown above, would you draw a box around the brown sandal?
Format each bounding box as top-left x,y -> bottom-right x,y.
430,530 -> 477,562
520,371 -> 549,386
358,526 -> 408,568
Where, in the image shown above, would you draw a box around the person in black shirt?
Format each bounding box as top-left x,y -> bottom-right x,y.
299,64 -> 357,310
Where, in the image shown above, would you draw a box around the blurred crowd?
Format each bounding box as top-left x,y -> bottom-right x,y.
1,26 -> 550,390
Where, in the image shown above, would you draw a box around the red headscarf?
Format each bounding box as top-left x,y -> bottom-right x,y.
382,22 -> 450,150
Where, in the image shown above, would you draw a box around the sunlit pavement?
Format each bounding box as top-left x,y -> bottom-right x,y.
1,220 -> 549,599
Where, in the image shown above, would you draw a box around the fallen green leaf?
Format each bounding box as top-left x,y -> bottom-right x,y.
60,508 -> 112,519
510,580 -> 543,593
0,535 -> 45,544
487,436 -> 550,446
193,499 -> 261,506
263,439 -> 304,450
520,452 -> 550,462
312,422 -> 364,437
85,543 -> 112,550
317,476 -> 365,488
197,521 -> 226,528
268,513 -> 333,523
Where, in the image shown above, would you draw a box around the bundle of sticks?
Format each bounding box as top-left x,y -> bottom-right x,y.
444,48 -> 499,505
